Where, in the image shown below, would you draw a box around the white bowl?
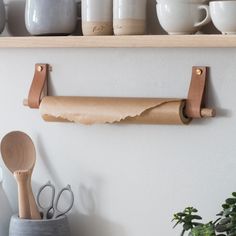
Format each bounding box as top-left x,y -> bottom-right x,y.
210,1 -> 236,34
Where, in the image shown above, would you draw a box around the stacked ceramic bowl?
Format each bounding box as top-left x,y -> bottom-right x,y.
0,0 -> 5,34
209,0 -> 236,34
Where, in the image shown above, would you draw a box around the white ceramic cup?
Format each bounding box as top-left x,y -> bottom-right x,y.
82,0 -> 113,36
156,0 -> 211,35
0,0 -> 5,34
210,1 -> 236,35
113,0 -> 147,35
25,0 -> 77,35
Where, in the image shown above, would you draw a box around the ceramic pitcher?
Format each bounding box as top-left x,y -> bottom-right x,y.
25,0 -> 77,35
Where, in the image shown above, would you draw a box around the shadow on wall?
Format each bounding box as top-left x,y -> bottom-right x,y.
36,135 -> 64,189
146,0 -> 165,35
70,212 -> 126,236
207,68 -> 232,118
70,185 -> 126,236
36,136 -> 126,236
6,0 -> 29,36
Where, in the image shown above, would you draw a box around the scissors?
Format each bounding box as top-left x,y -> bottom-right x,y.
37,181 -> 74,219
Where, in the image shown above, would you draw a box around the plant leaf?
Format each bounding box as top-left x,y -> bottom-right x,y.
226,198 -> 236,205
219,218 -> 231,225
222,204 -> 230,209
215,224 -> 228,232
183,223 -> 192,231
172,220 -> 181,228
177,213 -> 187,217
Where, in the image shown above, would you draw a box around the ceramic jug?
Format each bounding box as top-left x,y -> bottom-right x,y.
0,0 -> 5,34
25,0 -> 77,35
0,167 -> 13,236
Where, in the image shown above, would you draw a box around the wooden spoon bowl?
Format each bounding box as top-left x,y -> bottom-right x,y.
0,131 -> 41,219
1,131 -> 36,172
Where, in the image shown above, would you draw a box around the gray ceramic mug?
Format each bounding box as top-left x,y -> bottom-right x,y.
9,214 -> 71,236
25,0 -> 78,35
0,0 -> 5,34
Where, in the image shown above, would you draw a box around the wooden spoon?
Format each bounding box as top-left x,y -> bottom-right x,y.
14,170 -> 31,219
0,131 -> 41,219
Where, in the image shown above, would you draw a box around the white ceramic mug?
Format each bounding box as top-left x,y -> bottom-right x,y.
0,0 -> 5,34
82,0 -> 113,36
210,1 -> 236,35
156,0 -> 211,35
25,0 -> 77,36
113,0 -> 147,35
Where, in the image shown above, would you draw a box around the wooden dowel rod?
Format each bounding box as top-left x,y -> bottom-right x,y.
23,99 -> 29,107
200,108 -> 216,118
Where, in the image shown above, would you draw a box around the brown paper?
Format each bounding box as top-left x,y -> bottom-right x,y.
39,96 -> 191,125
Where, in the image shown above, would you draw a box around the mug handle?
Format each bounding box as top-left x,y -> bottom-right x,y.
194,5 -> 211,28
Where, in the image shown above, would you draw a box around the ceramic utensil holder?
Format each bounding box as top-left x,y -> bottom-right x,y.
9,214 -> 71,236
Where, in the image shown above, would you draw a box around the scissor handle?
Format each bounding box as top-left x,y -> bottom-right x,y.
36,181 -> 55,219
53,185 -> 74,218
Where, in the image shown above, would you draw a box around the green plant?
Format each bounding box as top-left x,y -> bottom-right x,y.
172,192 -> 236,236
215,192 -> 236,236
172,207 -> 203,236
189,222 -> 216,236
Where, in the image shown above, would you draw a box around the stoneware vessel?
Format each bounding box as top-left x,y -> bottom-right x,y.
0,0 -> 5,34
9,214 -> 71,236
25,0 -> 77,35
210,1 -> 236,34
113,0 -> 147,35
82,0 -> 113,36
156,0 -> 211,34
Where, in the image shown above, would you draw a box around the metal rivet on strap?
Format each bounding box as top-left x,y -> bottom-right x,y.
195,68 -> 202,76
37,66 -> 43,72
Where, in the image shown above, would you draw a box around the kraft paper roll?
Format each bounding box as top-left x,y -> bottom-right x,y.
39,96 -> 191,125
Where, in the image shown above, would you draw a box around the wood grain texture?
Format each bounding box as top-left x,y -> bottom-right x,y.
0,35 -> 236,48
28,168 -> 41,219
14,170 -> 31,219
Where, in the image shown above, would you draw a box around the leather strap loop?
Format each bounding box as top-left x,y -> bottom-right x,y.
28,64 -> 48,109
185,66 -> 207,118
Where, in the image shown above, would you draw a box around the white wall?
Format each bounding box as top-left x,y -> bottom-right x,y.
1,1 -> 236,236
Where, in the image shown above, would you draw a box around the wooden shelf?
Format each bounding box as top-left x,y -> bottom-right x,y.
0,35 -> 236,48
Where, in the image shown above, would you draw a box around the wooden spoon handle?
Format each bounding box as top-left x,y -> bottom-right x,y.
28,175 -> 41,219
14,170 -> 31,219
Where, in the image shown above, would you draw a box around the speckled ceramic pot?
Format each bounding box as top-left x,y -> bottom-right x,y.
9,214 -> 71,236
0,0 -> 5,34
25,0 -> 77,35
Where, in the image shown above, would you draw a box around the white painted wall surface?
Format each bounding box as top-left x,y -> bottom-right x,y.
0,1 -> 235,236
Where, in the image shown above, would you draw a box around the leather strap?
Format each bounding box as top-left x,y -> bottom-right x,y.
28,64 -> 48,109
185,66 -> 207,118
